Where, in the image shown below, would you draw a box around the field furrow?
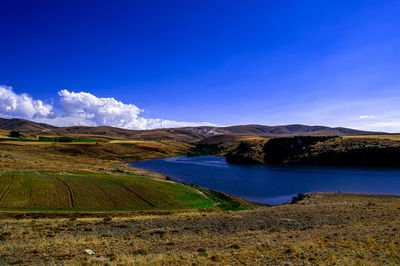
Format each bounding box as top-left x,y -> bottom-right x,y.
55,177 -> 76,208
114,182 -> 155,207
87,178 -> 118,208
0,171 -> 223,211
0,173 -> 14,202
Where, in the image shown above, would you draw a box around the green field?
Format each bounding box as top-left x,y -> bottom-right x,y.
0,171 -> 222,211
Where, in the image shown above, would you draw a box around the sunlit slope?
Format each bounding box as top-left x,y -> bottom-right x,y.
0,172 -> 215,211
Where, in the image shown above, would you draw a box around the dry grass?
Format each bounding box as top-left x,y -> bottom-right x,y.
343,134 -> 400,141
0,139 -> 190,174
0,193 -> 398,265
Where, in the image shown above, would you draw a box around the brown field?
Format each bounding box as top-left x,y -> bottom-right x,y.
0,139 -> 191,173
0,193 -> 399,265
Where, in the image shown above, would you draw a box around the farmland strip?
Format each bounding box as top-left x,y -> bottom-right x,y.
114,182 -> 155,207
0,174 -> 14,201
55,177 -> 75,208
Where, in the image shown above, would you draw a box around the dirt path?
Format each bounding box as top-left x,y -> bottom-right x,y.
55,177 -> 76,208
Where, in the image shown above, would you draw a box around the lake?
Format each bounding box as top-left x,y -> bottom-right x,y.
129,155 -> 400,205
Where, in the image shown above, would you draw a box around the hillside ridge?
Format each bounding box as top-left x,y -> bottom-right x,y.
0,117 -> 384,143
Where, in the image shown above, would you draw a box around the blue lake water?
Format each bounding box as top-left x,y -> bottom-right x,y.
129,156 -> 400,205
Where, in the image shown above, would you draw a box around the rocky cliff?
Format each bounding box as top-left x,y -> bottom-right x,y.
226,136 -> 400,167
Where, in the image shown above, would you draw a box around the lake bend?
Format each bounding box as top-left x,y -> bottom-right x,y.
130,155 -> 400,205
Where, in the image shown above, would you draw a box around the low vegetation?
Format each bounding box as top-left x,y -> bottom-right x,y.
187,143 -> 224,156
0,193 -> 398,264
291,193 -> 306,204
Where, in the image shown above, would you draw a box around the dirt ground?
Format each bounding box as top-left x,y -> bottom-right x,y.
0,193 -> 399,265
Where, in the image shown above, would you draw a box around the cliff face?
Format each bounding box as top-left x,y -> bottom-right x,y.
262,136 -> 335,164
227,136 -> 400,167
226,141 -> 266,164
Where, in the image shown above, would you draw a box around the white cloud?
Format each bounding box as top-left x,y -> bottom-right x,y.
58,89 -> 143,128
0,86 -> 215,129
0,86 -> 53,119
359,115 -> 376,119
54,89 -> 215,129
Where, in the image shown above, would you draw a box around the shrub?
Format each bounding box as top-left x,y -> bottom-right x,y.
103,216 -> 112,222
0,232 -> 11,241
57,137 -> 73,142
230,243 -> 240,249
133,249 -> 148,255
9,131 -> 21,138
291,193 -> 305,204
187,144 -> 223,156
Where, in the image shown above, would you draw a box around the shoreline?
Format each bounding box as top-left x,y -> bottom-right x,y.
128,155 -> 400,206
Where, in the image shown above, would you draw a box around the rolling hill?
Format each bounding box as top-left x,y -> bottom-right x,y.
0,118 -> 57,133
0,118 -> 384,143
0,171 -> 252,211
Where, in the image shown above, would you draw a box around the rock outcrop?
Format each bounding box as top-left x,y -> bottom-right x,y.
227,136 -> 400,167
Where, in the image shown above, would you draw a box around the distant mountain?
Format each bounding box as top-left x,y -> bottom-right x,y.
186,124 -> 381,136
0,117 -> 384,142
0,118 -> 57,133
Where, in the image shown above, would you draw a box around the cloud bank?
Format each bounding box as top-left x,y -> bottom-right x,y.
0,86 -> 54,119
0,86 -> 215,130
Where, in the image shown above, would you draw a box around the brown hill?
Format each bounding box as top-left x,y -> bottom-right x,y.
195,124 -> 381,136
43,124 -> 385,143
0,117 -> 384,143
0,118 -> 57,133
46,126 -> 206,143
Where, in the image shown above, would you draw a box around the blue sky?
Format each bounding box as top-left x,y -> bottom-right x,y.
1,0 -> 400,131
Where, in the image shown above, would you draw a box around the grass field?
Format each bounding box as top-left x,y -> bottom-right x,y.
0,171 -> 238,211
